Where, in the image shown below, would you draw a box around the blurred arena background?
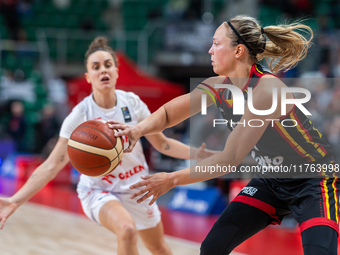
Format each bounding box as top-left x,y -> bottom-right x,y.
0,0 -> 340,254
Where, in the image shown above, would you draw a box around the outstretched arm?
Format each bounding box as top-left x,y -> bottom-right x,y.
0,137 -> 69,229
145,132 -> 219,161
109,76 -> 226,152
130,76 -> 289,205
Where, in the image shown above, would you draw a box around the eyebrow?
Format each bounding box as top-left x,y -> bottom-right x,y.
91,59 -> 112,64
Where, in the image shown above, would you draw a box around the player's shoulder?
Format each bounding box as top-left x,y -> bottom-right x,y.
71,95 -> 92,115
115,89 -> 139,100
123,91 -> 143,107
201,75 -> 227,87
258,74 -> 284,89
115,89 -> 129,97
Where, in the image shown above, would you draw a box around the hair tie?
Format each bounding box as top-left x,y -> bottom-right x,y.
261,27 -> 265,34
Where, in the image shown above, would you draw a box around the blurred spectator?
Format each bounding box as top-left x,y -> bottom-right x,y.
80,17 -> 95,31
103,0 -> 123,31
260,0 -> 312,19
34,104 -> 60,154
326,81 -> 340,116
326,115 -> 340,162
0,0 -> 21,40
218,0 -> 258,21
164,0 -> 202,21
164,0 -> 190,20
299,63 -> 330,93
17,0 -> 33,17
315,16 -> 337,69
16,29 -> 34,59
184,0 -> 202,20
314,81 -> 332,113
0,69 -> 36,102
7,101 -> 27,152
47,78 -> 69,124
332,49 -> 340,78
52,0 -> 70,9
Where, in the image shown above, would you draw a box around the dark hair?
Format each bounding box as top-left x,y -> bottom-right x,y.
84,37 -> 119,68
224,15 -> 313,73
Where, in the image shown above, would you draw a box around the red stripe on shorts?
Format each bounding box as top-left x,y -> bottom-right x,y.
299,217 -> 339,235
232,195 -> 281,225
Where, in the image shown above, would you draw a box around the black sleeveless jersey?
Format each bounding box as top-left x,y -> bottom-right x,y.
213,63 -> 334,177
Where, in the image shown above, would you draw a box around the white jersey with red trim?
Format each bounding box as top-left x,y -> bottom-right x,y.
60,89 -> 151,192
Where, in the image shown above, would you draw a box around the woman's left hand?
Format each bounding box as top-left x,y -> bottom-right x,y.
129,172 -> 175,205
194,143 -> 221,162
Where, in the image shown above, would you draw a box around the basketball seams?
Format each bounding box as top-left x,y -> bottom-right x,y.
68,136 -> 123,160
99,137 -> 124,177
92,141 -> 124,177
80,125 -> 116,147
68,120 -> 124,177
68,136 -> 124,177
68,139 -> 117,161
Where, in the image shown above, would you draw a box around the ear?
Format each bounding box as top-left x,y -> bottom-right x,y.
235,45 -> 245,59
85,72 -> 91,83
116,67 -> 119,79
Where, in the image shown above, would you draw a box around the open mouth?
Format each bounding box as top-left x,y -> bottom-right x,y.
101,77 -> 109,82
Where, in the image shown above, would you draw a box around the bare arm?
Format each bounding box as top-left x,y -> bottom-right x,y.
0,137 -> 69,229
145,132 -> 191,159
145,132 -> 216,161
110,76 -> 226,151
130,76 -> 291,204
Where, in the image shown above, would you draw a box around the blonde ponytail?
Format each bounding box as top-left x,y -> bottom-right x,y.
225,15 -> 313,73
260,23 -> 313,73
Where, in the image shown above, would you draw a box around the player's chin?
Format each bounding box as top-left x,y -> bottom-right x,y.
212,66 -> 220,75
98,83 -> 114,91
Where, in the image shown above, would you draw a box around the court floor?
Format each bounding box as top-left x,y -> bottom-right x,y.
0,200 -> 249,255
0,202 -> 201,255
0,176 -> 333,255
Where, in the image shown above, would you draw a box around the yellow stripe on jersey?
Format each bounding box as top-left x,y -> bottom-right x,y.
255,65 -> 263,74
290,113 -> 326,157
275,121 -> 316,161
323,176 -> 331,220
309,120 -> 322,138
332,173 -> 339,223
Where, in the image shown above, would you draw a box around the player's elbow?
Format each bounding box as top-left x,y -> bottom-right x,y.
221,150 -> 243,168
153,138 -> 170,154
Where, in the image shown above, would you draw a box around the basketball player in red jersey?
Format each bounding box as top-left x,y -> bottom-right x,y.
110,15 -> 339,255
0,37 -> 215,255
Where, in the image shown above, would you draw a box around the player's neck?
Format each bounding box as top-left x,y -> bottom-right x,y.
92,91 -> 117,109
228,61 -> 253,89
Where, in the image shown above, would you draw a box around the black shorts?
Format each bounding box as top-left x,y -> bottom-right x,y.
232,176 -> 340,234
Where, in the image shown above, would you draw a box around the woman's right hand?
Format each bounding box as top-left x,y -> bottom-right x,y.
107,120 -> 142,153
0,197 -> 19,230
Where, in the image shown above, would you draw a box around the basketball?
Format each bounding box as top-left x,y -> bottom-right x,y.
67,120 -> 124,177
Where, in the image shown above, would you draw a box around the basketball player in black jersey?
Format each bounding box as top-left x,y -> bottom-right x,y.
109,15 -> 339,255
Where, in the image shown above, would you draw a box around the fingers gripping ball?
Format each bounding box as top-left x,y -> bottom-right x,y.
67,120 -> 123,177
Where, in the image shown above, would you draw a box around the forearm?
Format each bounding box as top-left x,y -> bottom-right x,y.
10,160 -> 65,206
138,106 -> 169,136
158,138 -> 192,159
138,95 -> 191,136
170,151 -> 242,186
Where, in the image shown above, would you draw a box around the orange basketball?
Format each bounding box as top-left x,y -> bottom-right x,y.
67,120 -> 123,177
